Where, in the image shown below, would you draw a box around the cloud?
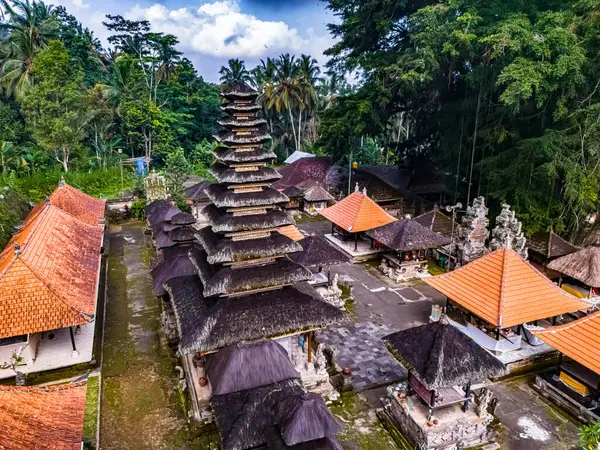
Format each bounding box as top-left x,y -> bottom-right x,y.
124,0 -> 333,60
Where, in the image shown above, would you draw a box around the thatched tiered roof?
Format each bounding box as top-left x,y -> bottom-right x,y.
290,236 -> 348,267
304,185 -> 335,203
196,227 -> 302,264
282,185 -> 304,199
202,204 -> 294,233
222,81 -> 259,99
205,183 -> 289,208
170,212 -> 196,225
185,180 -> 211,202
383,319 -> 507,390
214,130 -> 271,146
208,341 -> 342,450
546,244 -> 600,287
218,117 -> 267,128
213,147 -> 277,164
206,341 -> 299,395
211,163 -> 281,184
150,246 -> 198,296
366,218 -> 450,251
145,200 -> 178,228
221,103 -> 261,113
165,276 -> 346,354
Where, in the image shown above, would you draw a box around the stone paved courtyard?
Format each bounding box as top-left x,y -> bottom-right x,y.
317,322 -> 406,391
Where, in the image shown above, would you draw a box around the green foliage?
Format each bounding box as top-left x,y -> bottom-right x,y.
130,199 -> 146,220
164,148 -> 190,209
21,40 -> 89,172
579,421 -> 600,450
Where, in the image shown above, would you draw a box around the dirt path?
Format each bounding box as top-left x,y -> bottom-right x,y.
100,222 -> 216,449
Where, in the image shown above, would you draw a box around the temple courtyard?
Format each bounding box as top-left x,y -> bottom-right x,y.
100,218 -> 585,449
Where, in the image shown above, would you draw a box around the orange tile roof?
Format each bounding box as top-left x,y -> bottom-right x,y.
424,249 -> 590,328
0,203 -> 103,338
0,381 -> 87,450
319,191 -> 397,233
49,182 -> 105,225
533,311 -> 600,374
277,225 -> 304,241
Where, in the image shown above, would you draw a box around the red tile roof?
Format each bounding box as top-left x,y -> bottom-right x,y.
278,225 -> 304,241
49,182 -> 105,225
0,202 -> 103,338
0,381 -> 87,450
319,191 -> 397,233
424,249 -> 590,328
533,311 -> 600,375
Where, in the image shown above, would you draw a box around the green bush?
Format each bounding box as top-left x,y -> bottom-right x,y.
130,199 -> 146,220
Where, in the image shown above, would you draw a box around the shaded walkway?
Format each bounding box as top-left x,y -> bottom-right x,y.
100,222 -> 218,449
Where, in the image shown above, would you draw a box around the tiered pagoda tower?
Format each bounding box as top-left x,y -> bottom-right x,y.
195,81 -> 313,297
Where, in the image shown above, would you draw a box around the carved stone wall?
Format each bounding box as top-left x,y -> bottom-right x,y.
490,203 -> 528,259
145,170 -> 168,202
456,196 -> 489,266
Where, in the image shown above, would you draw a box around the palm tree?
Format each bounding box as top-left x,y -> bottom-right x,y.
105,56 -> 143,101
0,0 -> 58,99
297,54 -> 321,149
219,58 -> 251,85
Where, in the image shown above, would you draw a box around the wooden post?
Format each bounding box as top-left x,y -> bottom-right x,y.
558,274 -> 563,287
69,326 -> 77,352
354,233 -> 358,251
495,327 -> 501,341
307,332 -> 312,363
589,286 -> 593,298
428,390 -> 435,420
331,222 -> 334,236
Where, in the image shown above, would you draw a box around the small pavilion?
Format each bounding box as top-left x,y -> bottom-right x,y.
282,185 -> 304,211
303,185 -> 335,216
367,219 -> 450,281
414,206 -> 457,239
547,243 -> 600,299
424,249 -> 590,364
320,186 -> 397,257
185,179 -> 212,227
527,230 -> 579,270
381,319 -> 506,449
532,311 -> 600,423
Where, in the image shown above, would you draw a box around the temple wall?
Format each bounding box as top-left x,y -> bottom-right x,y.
533,375 -> 598,425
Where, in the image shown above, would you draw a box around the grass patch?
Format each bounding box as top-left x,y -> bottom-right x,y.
83,375 -> 100,449
427,259 -> 446,275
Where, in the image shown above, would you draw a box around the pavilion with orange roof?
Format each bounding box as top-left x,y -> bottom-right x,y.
424,248 -> 590,354
320,185 -> 397,252
532,311 -> 600,422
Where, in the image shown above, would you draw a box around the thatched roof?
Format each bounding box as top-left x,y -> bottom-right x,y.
153,229 -> 176,249
547,243 -> 600,287
218,117 -> 267,128
146,202 -> 179,228
528,230 -> 579,260
267,436 -> 343,450
222,81 -> 259,99
221,103 -> 261,113
414,208 -> 457,239
366,218 -> 450,251
282,185 -> 304,199
202,204 -> 294,233
382,319 -> 507,390
211,163 -> 282,184
290,236 -> 348,267
274,393 -> 342,446
170,212 -> 196,225
196,227 -> 302,264
304,185 -> 335,202
211,379 -> 305,450
213,147 -> 277,164
200,259 -> 312,297
206,183 -> 289,208
145,199 -> 172,221
169,226 -> 196,242
150,247 -> 198,296
206,340 -> 299,395
274,157 -> 332,190
214,130 -> 271,146
165,277 -> 347,354
185,181 -> 212,202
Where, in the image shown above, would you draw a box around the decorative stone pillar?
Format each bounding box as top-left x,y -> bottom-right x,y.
456,196 -> 489,266
490,203 -> 528,259
145,170 -> 167,202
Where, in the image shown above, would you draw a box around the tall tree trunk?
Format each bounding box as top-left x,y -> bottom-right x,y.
298,110 -> 302,151
61,146 -> 69,173
288,107 -> 298,151
467,80 -> 483,207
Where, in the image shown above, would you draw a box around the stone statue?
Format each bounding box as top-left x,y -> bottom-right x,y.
490,203 -> 528,259
313,343 -> 328,376
456,196 -> 489,266
475,388 -> 495,425
145,170 -> 168,202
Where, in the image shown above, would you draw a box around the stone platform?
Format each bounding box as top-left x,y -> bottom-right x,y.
324,234 -> 385,262
317,321 -> 406,391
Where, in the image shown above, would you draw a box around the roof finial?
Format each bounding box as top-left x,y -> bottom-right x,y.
59,176 -> 65,187
14,243 -> 21,255
362,187 -> 367,196
354,182 -> 359,193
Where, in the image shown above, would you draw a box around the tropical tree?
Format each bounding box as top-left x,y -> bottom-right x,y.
580,421 -> 600,450
297,54 -> 321,146
0,0 -> 59,99
219,58 -> 251,84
